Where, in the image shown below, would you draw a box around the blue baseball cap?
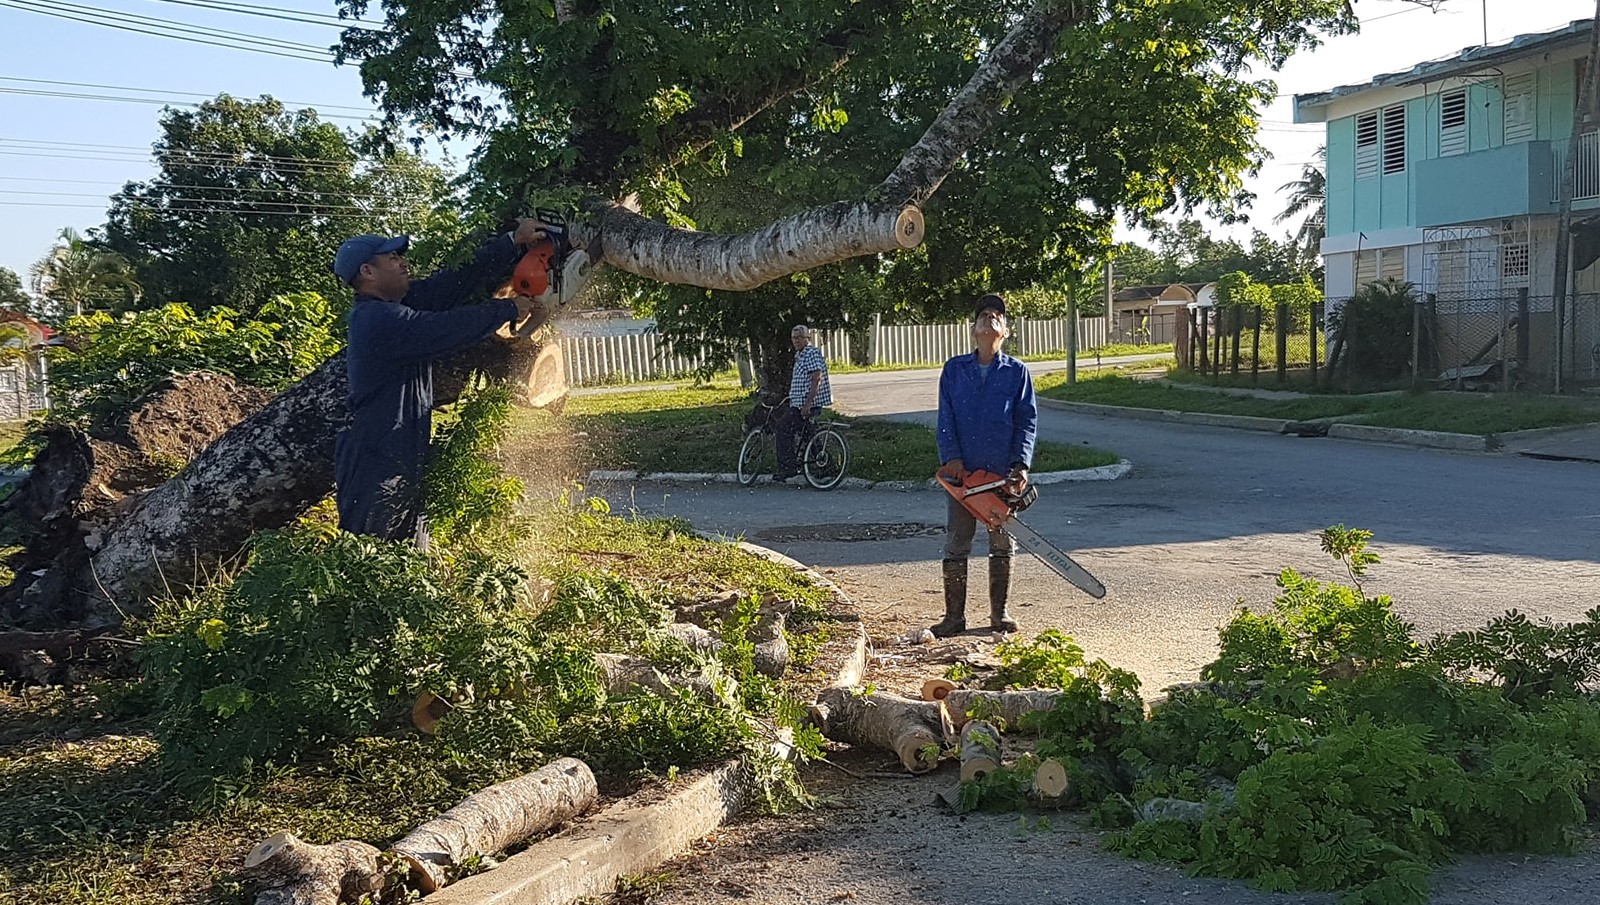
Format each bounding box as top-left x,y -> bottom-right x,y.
333,234 -> 410,285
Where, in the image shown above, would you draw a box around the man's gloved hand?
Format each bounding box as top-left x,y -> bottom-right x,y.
509,295 -> 557,336
1007,465 -> 1030,492
512,217 -> 548,248
940,458 -> 968,482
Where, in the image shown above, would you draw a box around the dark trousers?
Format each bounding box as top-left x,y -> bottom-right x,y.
774,406 -> 809,473
943,495 -> 1013,558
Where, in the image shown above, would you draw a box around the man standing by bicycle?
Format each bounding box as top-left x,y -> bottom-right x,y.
931,294 -> 1036,636
775,324 -> 832,481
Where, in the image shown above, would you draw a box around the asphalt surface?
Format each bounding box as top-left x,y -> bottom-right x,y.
590,363 -> 1600,905
599,364 -> 1600,691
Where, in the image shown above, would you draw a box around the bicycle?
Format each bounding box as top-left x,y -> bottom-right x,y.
736,394 -> 850,490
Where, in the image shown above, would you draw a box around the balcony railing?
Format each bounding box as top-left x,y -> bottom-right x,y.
1552,129 -> 1600,202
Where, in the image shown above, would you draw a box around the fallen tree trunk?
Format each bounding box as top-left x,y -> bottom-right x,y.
942,689 -> 1062,733
391,757 -> 597,892
811,686 -> 942,773
594,652 -> 734,705
958,719 -> 1001,783
241,832 -> 383,905
4,335 -> 559,631
664,619 -> 789,678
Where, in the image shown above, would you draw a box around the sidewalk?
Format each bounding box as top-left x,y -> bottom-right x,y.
1502,423 -> 1600,463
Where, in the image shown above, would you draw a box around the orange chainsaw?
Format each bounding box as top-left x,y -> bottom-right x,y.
938,469 -> 1106,599
508,208 -> 592,337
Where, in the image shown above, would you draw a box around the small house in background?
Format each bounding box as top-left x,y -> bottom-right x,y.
0,311 -> 51,421
1110,282 -> 1216,344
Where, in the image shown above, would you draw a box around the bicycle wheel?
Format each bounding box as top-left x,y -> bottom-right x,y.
736,428 -> 769,486
802,429 -> 849,490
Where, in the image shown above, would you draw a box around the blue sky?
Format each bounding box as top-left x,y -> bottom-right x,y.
2,0 -> 1597,287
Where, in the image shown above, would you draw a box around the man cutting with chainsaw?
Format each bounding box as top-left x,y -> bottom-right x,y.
332,218 -> 551,548
932,293 -> 1037,636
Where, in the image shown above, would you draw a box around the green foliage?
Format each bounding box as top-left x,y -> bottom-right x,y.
1330,279 -> 1417,379
0,267 -> 35,318
102,95 -> 459,312
28,227 -> 141,321
339,0 -> 1349,369
139,383 -> 820,805
45,293 -> 340,432
964,527 -> 1600,905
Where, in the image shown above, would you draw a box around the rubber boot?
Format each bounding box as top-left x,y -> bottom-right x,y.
989,554 -> 1018,634
930,558 -> 968,637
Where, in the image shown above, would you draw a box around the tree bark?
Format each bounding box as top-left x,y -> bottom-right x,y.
390,757 -> 597,892
583,0 -> 1095,291
6,335 -> 557,631
810,686 -> 942,773
941,689 -> 1062,733
958,719 -> 1002,782
240,832 -> 383,905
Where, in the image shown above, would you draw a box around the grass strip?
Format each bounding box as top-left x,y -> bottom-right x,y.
509,386 -> 1119,482
1036,371 -> 1600,435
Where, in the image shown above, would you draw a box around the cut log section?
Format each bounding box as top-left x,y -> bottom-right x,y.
921,677 -> 957,702
240,831 -> 382,905
958,719 -> 1001,783
391,757 -> 597,892
942,689 -> 1061,733
594,652 -> 734,705
1032,758 -> 1070,800
812,686 -> 942,773
664,619 -> 790,678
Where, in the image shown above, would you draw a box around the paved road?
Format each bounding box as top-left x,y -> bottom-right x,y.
601,364 -> 1600,691
592,364 -> 1600,905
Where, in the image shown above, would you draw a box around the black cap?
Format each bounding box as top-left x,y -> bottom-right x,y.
974,293 -> 1006,319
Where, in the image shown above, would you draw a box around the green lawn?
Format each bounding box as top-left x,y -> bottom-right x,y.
1035,371 -> 1600,435
507,386 -> 1118,483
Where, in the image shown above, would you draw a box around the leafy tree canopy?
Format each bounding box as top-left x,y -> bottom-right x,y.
102,95 -> 461,312
332,1 -> 1356,369
0,268 -> 32,317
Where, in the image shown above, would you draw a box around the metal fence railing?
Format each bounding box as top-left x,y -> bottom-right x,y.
1411,291 -> 1600,391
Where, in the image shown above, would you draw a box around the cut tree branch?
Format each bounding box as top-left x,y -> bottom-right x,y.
588,0 -> 1099,291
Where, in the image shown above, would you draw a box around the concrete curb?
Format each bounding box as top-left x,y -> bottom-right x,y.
584,459 -> 1133,490
1326,423 -> 1488,451
427,540 -> 866,905
1038,397 -> 1292,434
428,757 -> 765,905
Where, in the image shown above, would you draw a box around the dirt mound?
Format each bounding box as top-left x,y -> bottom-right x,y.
1,371 -> 273,628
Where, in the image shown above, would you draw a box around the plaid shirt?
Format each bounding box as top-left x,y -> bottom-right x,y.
789,345 -> 832,409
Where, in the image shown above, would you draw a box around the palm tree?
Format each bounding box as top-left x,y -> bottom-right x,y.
29,228 -> 142,319
1275,146 -> 1326,266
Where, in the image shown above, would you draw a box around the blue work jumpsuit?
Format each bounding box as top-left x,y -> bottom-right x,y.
935,351 -> 1038,557
333,235 -> 521,547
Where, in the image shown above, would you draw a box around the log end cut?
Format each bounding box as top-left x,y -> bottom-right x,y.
895,207 -> 925,249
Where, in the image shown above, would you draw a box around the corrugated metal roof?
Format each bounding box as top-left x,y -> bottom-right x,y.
1295,18 -> 1592,118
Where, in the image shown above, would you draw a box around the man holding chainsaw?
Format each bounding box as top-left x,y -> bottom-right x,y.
932,293 -> 1037,636
331,218 -> 550,548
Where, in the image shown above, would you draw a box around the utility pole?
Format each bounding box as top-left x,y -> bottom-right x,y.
1551,1 -> 1600,393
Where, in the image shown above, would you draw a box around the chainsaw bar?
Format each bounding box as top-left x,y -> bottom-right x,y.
1003,515 -> 1107,600
939,470 -> 1106,600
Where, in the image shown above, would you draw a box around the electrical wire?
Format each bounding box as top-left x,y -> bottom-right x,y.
0,76 -> 378,113
0,0 -> 336,62
138,0 -> 382,30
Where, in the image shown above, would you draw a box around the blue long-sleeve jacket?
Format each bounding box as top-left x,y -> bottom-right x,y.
334,234 -> 521,539
936,351 -> 1037,475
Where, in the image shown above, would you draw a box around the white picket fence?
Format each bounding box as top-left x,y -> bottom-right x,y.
559,316 -> 1108,387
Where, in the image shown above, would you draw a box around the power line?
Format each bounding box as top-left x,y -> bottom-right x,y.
0,76 -> 377,113
31,0 -> 334,52
138,0 -> 382,30
0,199 -> 425,219
0,86 -> 375,121
0,139 -> 388,174
0,0 -> 336,62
